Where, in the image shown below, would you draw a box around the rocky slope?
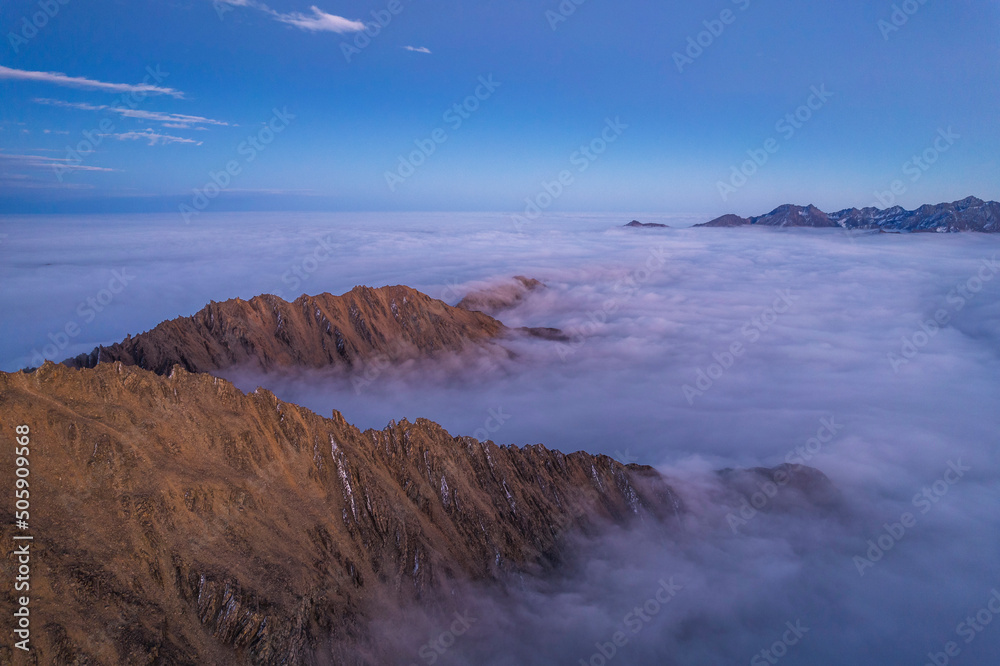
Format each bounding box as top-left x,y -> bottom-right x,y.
63,285 -> 507,375
0,362 -> 688,664
698,196 -> 1000,232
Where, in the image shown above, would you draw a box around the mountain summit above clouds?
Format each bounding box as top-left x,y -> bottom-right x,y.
0,361 -> 836,663
0,362 -> 679,663
62,285 -> 507,374
697,196 -> 1000,232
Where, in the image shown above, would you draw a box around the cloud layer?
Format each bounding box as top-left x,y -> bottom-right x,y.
0,212 -> 997,664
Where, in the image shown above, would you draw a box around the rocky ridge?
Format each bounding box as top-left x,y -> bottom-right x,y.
0,362 -> 684,664
698,196 -> 1000,232
63,285 -> 506,375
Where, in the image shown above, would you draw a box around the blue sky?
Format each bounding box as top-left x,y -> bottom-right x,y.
1,0 -> 998,216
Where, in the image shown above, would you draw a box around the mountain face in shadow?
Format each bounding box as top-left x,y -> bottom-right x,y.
624,220 -> 669,228
698,196 -> 1000,232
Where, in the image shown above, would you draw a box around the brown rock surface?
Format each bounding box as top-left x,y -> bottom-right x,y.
63,285 -> 506,375
0,362 -> 681,664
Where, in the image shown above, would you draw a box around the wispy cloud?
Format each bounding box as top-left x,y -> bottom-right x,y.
0,66 -> 183,98
0,152 -> 117,172
99,129 -> 203,146
0,177 -> 94,190
33,98 -> 228,129
403,46 -> 432,54
273,6 -> 365,32
216,1 -> 365,34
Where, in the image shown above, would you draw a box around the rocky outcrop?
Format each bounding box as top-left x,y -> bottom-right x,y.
717,464 -> 841,514
456,276 -> 545,316
454,277 -> 569,340
63,285 -> 506,375
698,197 -> 1000,232
0,362 -> 684,664
624,220 -> 669,228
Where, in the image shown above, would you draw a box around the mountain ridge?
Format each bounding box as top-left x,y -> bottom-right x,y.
0,361 -> 685,663
697,196 -> 1000,232
0,361 -> 838,663
62,285 -> 507,375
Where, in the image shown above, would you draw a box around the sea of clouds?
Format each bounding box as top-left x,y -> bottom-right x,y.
1,212 -> 998,664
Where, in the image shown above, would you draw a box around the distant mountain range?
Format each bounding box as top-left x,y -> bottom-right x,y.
697,196 -> 1000,232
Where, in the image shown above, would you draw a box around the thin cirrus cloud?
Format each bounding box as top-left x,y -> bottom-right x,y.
0,65 -> 183,98
99,129 -> 203,146
0,152 -> 117,172
33,98 -> 228,129
274,6 -> 366,32
403,46 -> 431,54
216,0 -> 365,33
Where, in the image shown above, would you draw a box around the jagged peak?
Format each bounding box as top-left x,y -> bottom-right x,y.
60,284 -> 507,375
